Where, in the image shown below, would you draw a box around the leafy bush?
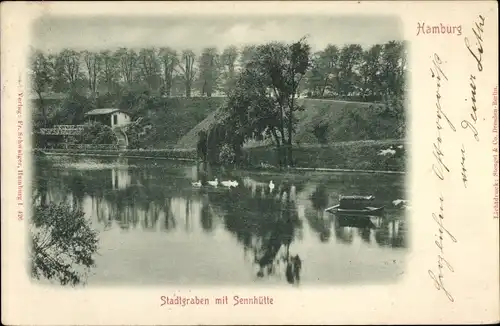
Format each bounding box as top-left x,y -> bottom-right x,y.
30,203 -> 99,286
53,91 -> 94,125
312,122 -> 329,144
80,122 -> 117,144
219,144 -> 236,165
124,118 -> 156,149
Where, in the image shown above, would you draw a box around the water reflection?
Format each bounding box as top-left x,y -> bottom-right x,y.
33,156 -> 408,286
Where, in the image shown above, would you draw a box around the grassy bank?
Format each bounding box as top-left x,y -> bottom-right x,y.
177,98 -> 402,148
38,139 -> 407,172
245,139 -> 406,172
130,97 -> 225,147
39,148 -> 197,161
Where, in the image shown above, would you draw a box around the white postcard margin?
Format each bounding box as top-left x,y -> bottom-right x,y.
1,1 -> 499,325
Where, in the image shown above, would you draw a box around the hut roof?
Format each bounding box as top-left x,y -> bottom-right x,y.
85,108 -> 125,116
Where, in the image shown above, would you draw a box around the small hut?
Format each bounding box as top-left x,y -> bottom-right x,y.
85,108 -> 131,128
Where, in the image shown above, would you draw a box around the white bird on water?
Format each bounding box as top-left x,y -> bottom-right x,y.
269,180 -> 275,192
392,199 -> 409,208
192,180 -> 202,187
221,180 -> 239,188
208,178 -> 218,187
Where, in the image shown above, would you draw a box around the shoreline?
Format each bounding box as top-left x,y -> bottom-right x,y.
36,149 -> 406,175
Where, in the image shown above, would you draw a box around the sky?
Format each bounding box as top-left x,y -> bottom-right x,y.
32,15 -> 403,54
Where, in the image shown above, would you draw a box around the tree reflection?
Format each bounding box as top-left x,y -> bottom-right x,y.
375,218 -> 407,248
334,215 -> 376,244
307,184 -> 332,242
332,214 -> 378,244
209,184 -> 303,285
310,184 -> 329,211
333,219 -> 354,244
200,200 -> 213,232
163,199 -> 177,231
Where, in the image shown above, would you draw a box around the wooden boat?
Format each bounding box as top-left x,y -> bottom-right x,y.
325,204 -> 385,216
324,195 -> 384,216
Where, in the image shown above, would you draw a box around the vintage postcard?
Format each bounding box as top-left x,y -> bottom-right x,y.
1,1 -> 499,325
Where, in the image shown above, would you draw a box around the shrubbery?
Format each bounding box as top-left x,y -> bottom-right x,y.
30,202 -> 99,286
219,144 -> 237,165
80,122 -> 117,144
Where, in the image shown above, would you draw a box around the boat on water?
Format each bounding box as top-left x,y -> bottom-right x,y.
325,195 -> 385,216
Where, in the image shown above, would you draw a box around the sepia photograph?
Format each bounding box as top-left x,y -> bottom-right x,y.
2,1 -> 499,325
29,14 -> 409,287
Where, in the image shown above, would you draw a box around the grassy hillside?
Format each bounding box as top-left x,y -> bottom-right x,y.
176,108 -> 222,148
293,98 -> 386,143
32,95 -> 225,147
177,98 -> 395,149
133,97 -> 225,147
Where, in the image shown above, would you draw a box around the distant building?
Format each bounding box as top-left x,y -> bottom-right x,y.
85,108 -> 131,128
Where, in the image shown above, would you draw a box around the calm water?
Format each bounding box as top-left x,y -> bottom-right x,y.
33,155 -> 408,286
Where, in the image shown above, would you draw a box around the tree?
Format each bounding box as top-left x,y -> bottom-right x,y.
30,203 -> 99,286
196,130 -> 208,162
99,50 -> 119,94
224,64 -> 280,163
82,51 -> 102,96
54,92 -> 94,125
304,53 -> 325,97
179,50 -> 196,97
197,47 -> 220,97
359,44 -> 383,101
159,47 -> 178,96
137,48 -> 161,92
337,44 -> 363,98
250,37 -> 311,166
239,45 -> 258,68
220,46 -> 239,95
308,44 -> 340,97
54,49 -> 82,91
116,48 -> 138,87
380,41 -> 406,99
30,49 -> 53,125
220,38 -> 311,167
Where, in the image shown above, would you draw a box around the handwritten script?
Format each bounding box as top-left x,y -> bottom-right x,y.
427,14 -> 486,302
431,53 -> 456,181
428,195 -> 458,302
462,15 -> 485,142
429,53 -> 458,302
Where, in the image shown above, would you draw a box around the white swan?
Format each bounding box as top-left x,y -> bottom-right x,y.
208,178 -> 218,187
392,199 -> 409,208
221,180 -> 239,188
192,180 -> 202,187
269,180 -> 275,192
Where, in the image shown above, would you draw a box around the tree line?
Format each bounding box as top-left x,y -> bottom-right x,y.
31,38 -> 407,166
195,37 -> 407,167
30,40 -> 406,104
